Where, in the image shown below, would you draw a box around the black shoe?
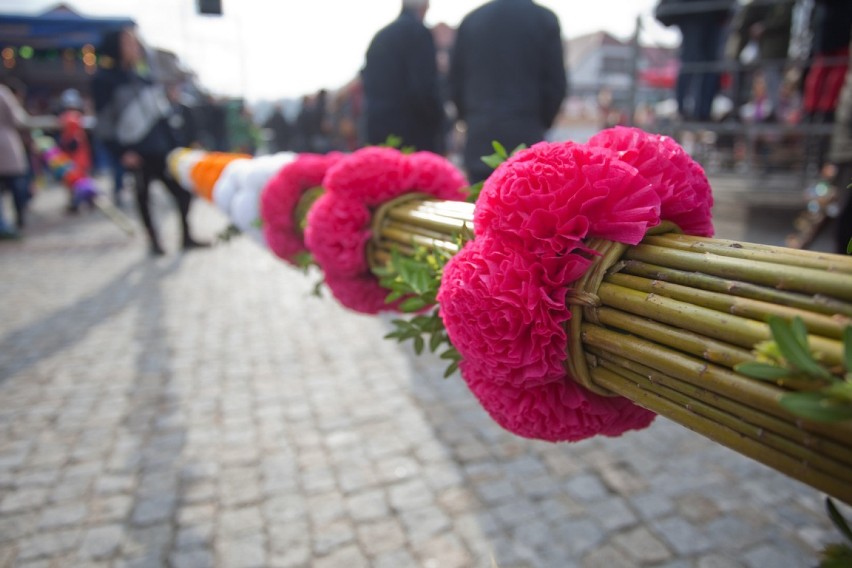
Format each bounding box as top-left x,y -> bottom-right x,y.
182,238 -> 210,251
0,229 -> 20,241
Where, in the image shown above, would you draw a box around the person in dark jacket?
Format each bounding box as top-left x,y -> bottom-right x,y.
655,0 -> 735,122
449,0 -> 567,183
361,0 -> 444,153
264,103 -> 293,153
91,27 -> 206,256
827,34 -> 852,254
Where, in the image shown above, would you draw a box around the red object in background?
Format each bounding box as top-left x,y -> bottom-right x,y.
59,109 -> 92,175
639,61 -> 678,89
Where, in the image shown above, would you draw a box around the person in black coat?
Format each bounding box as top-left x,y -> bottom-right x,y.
361,0 -> 444,153
91,27 -> 206,255
449,0 -> 567,183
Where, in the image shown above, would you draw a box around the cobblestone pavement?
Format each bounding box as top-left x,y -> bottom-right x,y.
0,184 -> 846,568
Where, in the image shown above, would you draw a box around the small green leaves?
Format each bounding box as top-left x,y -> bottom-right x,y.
466,141 -> 527,203
216,224 -> 242,242
377,243 -> 462,378
819,498 -> 852,568
379,134 -> 414,153
768,317 -> 831,380
846,237 -> 851,255
737,316 -> 852,422
779,392 -> 852,422
734,361 -> 791,381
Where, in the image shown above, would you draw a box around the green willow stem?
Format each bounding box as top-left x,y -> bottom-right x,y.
581,324 -> 852,446
606,273 -> 850,339
594,307 -> 754,368
618,260 -> 852,318
644,234 -> 852,275
597,282 -> 844,364
592,366 -> 852,504
589,347 -> 852,468
624,245 -> 852,302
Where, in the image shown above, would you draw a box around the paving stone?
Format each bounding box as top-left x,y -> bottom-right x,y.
356,518 -> 406,555
582,544 -> 636,568
0,487 -> 48,513
612,526 -> 673,564
38,502 -> 88,529
414,533 -> 472,568
130,496 -> 177,526
313,544 -> 368,568
78,524 -> 123,560
697,553 -> 745,568
564,473 -> 611,503
346,488 -> 389,522
217,506 -> 264,539
16,528 -> 81,561
373,548 -> 419,568
388,479 -> 434,511
313,520 -> 355,556
216,535 -> 267,568
169,548 -> 215,568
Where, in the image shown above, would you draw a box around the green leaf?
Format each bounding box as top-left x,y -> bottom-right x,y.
847,237 -> 852,255
481,154 -> 504,170
440,347 -> 461,361
768,317 -> 832,380
413,336 -> 424,355
791,317 -> 810,347
443,360 -> 460,378
382,134 -> 402,148
399,297 -> 428,312
819,542 -> 852,567
734,361 -> 792,381
779,392 -> 852,422
827,498 -> 852,544
429,331 -> 443,353
510,143 -> 527,156
843,326 -> 852,375
491,140 -> 508,159
465,181 -> 485,203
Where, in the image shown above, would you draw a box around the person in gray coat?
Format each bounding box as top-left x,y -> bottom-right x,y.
450,0 -> 567,183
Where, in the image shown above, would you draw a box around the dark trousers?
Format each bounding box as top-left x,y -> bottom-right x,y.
0,174 -> 29,230
676,20 -> 724,121
131,153 -> 192,247
836,163 -> 852,254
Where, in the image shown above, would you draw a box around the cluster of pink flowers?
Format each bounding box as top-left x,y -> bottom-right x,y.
260,153 -> 343,265
305,147 -> 468,313
438,126 -> 713,442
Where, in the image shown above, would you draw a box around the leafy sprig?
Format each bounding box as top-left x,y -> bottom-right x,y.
216,224 -> 242,243
819,498 -> 852,568
735,316 -> 852,422
465,141 -> 526,203
376,245 -> 463,377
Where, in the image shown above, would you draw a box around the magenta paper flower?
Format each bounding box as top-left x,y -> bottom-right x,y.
439,133 -> 715,442
463,363 -> 656,442
587,126 -> 714,236
438,239 -> 592,389
260,153 -> 343,265
474,142 -> 662,252
305,147 -> 467,314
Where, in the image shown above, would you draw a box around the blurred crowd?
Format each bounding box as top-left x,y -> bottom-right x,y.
0,0 -> 850,252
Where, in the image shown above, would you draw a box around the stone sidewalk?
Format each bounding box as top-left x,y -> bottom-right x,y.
0,185 -> 845,568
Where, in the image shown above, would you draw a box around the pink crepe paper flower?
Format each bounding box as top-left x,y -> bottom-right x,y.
440,134 -> 717,442
438,239 -> 593,389
474,141 -> 662,252
462,363 -> 656,442
305,147 -> 467,314
587,126 -> 714,236
260,153 -> 343,265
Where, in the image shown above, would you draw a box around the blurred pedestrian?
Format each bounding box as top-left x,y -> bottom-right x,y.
361,0 -> 445,152
655,0 -> 735,122
449,0 -> 567,182
92,26 -> 207,256
264,103 -> 293,153
58,89 -> 93,213
0,81 -> 31,238
826,33 -> 852,254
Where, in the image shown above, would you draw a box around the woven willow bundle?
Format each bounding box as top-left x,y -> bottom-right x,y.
370,197 -> 852,504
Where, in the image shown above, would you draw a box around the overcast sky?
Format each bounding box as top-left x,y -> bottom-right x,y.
1,0 -> 679,101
